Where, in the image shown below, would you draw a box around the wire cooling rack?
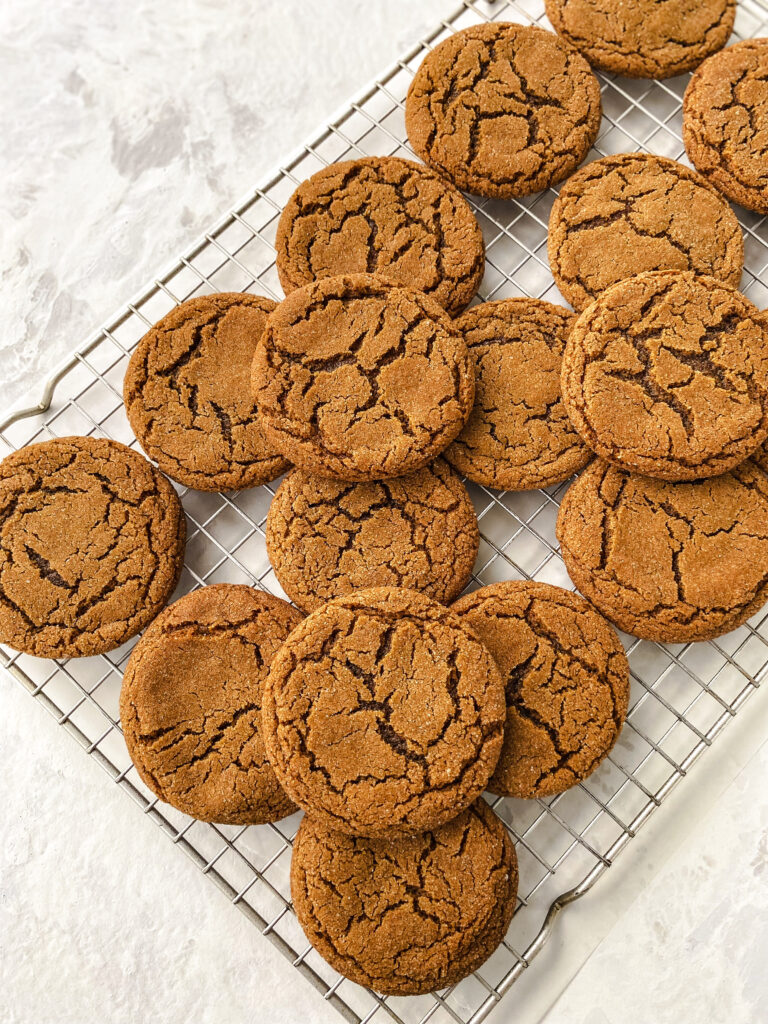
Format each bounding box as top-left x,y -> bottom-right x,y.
4,1 -> 768,1022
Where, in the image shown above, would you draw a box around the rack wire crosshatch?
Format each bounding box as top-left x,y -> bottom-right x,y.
3,1 -> 768,1022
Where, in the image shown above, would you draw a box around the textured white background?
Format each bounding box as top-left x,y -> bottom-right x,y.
2,2 -> 768,1023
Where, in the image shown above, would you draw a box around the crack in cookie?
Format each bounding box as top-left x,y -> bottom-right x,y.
275,157 -> 485,317
261,587 -> 505,836
549,153 -> 744,310
452,581 -> 629,798
266,460 -> 478,612
561,270 -> 768,480
405,22 -> 601,199
556,459 -> 768,642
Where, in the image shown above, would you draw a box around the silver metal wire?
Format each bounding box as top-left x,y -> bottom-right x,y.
3,1 -> 768,1022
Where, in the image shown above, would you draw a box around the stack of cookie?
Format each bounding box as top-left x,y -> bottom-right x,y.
2,5 -> 768,999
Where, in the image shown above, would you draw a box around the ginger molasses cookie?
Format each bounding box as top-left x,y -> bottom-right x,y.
291,800 -> 517,995
684,39 -> 768,215
561,270 -> 768,480
405,23 -> 601,199
0,436 -> 185,659
266,460 -> 478,612
549,153 -> 744,311
545,0 -> 735,79
124,293 -> 290,492
261,587 -> 505,836
443,298 -> 591,490
251,274 -> 474,481
275,157 -> 485,317
121,585 -> 301,824
452,581 -> 629,798
556,460 -> 768,642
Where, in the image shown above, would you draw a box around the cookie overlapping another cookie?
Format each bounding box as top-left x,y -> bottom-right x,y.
561,269 -> 768,481
261,586 -> 506,837
251,273 -> 475,481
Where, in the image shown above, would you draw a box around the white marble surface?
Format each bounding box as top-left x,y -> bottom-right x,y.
1,0 -> 448,410
546,734 -> 768,1024
2,2 -> 768,1023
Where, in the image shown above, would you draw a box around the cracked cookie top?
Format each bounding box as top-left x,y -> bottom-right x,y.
451,581 -> 629,799
261,587 -> 505,836
443,298 -> 592,490
124,293 -> 290,492
251,274 -> 475,481
405,22 -> 601,199
266,460 -> 478,612
0,436 -> 185,658
549,153 -> 744,311
684,39 -> 768,216
545,0 -> 735,79
120,584 -> 302,824
561,270 -> 768,480
291,800 -> 517,995
752,436 -> 768,476
275,157 -> 485,317
556,459 -> 768,642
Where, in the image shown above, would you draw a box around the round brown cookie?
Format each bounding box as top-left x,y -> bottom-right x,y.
684,39 -> 768,215
124,292 -> 290,492
275,157 -> 485,317
405,22 -> 601,199
266,460 -> 478,613
443,299 -> 591,490
251,274 -> 474,481
556,459 -> 768,642
291,800 -> 517,995
548,153 -> 744,311
545,0 -> 735,79
561,270 -> 768,480
262,587 -> 505,836
451,581 -> 629,799
120,585 -> 301,824
0,436 -> 185,659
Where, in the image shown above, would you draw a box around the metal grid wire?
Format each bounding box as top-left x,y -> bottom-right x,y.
3,1 -> 768,1021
